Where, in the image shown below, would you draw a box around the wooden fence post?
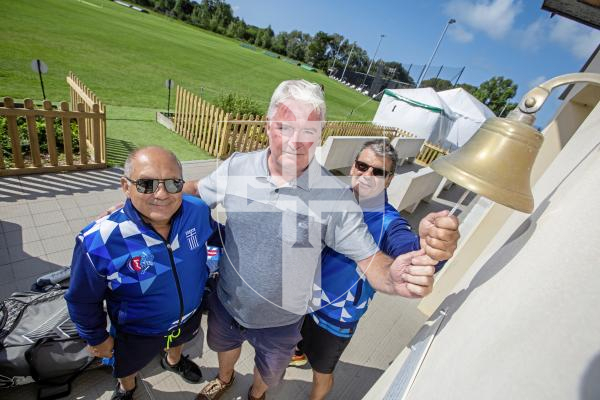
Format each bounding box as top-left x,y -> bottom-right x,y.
231,113 -> 242,152
77,103 -> 88,164
3,97 -> 24,168
174,86 -> 181,133
92,103 -> 101,163
60,102 -> 74,165
211,108 -> 224,156
23,99 -> 42,167
217,113 -> 232,159
100,103 -> 106,163
43,100 -> 59,166
206,104 -> 216,155
198,98 -> 208,148
181,89 -> 190,138
239,115 -> 252,152
191,95 -> 201,144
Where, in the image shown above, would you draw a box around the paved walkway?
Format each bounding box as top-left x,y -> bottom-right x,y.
0,160 -> 431,399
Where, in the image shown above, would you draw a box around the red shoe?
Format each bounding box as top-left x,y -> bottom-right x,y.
289,352 -> 308,367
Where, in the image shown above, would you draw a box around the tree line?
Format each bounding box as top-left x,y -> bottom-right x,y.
126,0 -> 518,116
126,0 -> 412,82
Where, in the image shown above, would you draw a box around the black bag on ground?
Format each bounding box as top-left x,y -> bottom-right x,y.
0,289 -> 97,399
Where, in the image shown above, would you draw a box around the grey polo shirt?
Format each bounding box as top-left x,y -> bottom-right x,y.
199,149 -> 378,328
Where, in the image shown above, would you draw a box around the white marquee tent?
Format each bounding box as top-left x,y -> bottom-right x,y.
438,87 -> 495,149
373,88 -> 456,144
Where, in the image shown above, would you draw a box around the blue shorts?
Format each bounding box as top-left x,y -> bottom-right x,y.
112,310 -> 202,378
206,291 -> 302,387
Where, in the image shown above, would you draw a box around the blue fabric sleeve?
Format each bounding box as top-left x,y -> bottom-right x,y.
207,223 -> 226,248
380,219 -> 420,258
382,219 -> 447,272
64,238 -> 109,346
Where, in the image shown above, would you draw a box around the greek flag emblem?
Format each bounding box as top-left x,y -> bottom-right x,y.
185,228 -> 200,250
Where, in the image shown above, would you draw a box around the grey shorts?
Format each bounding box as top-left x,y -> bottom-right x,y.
206,291 -> 302,387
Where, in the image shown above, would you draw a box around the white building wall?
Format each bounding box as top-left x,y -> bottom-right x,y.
364,82 -> 600,399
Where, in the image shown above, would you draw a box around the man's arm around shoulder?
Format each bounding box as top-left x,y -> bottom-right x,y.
65,237 -> 110,347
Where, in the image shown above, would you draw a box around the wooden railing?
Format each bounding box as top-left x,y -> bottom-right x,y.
67,72 -> 106,164
174,86 -> 233,158
0,96 -> 106,176
173,86 -> 413,159
415,142 -> 449,166
322,122 -> 412,143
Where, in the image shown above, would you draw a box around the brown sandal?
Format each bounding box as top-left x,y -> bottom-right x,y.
196,372 -> 235,400
247,385 -> 266,400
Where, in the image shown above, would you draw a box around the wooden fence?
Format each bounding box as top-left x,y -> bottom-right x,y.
0,95 -> 106,176
173,86 -> 420,159
321,122 -> 413,142
415,142 -> 449,166
67,72 -> 106,164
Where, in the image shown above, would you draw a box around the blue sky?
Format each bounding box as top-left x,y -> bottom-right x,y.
230,0 -> 599,127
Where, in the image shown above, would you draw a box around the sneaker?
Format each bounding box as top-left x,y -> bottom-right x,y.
161,353 -> 203,383
110,381 -> 136,400
196,373 -> 235,400
289,351 -> 308,367
248,385 -> 266,400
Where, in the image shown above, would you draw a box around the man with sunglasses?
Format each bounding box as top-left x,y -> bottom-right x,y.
66,146 -> 216,400
184,80 -> 458,400
291,140 -> 456,400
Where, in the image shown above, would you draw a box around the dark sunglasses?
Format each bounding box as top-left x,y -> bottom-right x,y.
125,177 -> 185,194
354,160 -> 394,178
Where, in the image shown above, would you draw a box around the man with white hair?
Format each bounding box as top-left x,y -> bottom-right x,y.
186,80 -> 458,400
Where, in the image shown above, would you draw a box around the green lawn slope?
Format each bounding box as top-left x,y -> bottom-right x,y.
0,0 -> 378,121
1,0 -> 378,165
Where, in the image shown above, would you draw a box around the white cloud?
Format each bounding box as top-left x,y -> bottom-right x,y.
528,75 -> 547,90
449,24 -> 474,43
519,18 -> 545,51
232,5 -> 240,12
549,16 -> 600,59
445,0 -> 523,40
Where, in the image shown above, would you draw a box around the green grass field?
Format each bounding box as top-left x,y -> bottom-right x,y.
0,0 -> 379,160
105,105 -> 211,165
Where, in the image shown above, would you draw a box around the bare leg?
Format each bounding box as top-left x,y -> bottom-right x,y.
165,344 -> 183,365
118,372 -> 136,391
250,366 -> 268,398
309,370 -> 334,400
218,347 -> 241,383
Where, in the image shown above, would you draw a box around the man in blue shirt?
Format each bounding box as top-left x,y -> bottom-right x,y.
65,147 -> 216,400
293,140 -> 458,400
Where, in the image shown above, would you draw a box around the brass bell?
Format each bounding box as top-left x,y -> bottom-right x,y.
431,117 -> 543,213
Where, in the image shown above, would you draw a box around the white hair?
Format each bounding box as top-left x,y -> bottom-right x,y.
267,80 -> 326,122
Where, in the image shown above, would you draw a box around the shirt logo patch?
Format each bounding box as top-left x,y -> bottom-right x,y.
128,252 -> 154,274
186,228 -> 200,250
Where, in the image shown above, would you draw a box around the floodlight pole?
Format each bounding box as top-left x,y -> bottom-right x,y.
417,19 -> 456,88
362,34 -> 385,88
340,42 -> 355,82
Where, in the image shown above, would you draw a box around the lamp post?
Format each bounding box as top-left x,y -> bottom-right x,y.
416,18 -> 456,88
361,34 -> 385,88
340,42 -> 355,82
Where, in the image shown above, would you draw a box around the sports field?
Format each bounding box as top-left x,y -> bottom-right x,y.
1,0 -> 378,164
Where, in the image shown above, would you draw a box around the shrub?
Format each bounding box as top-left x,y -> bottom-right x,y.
215,92 -> 264,117
0,115 -> 80,166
